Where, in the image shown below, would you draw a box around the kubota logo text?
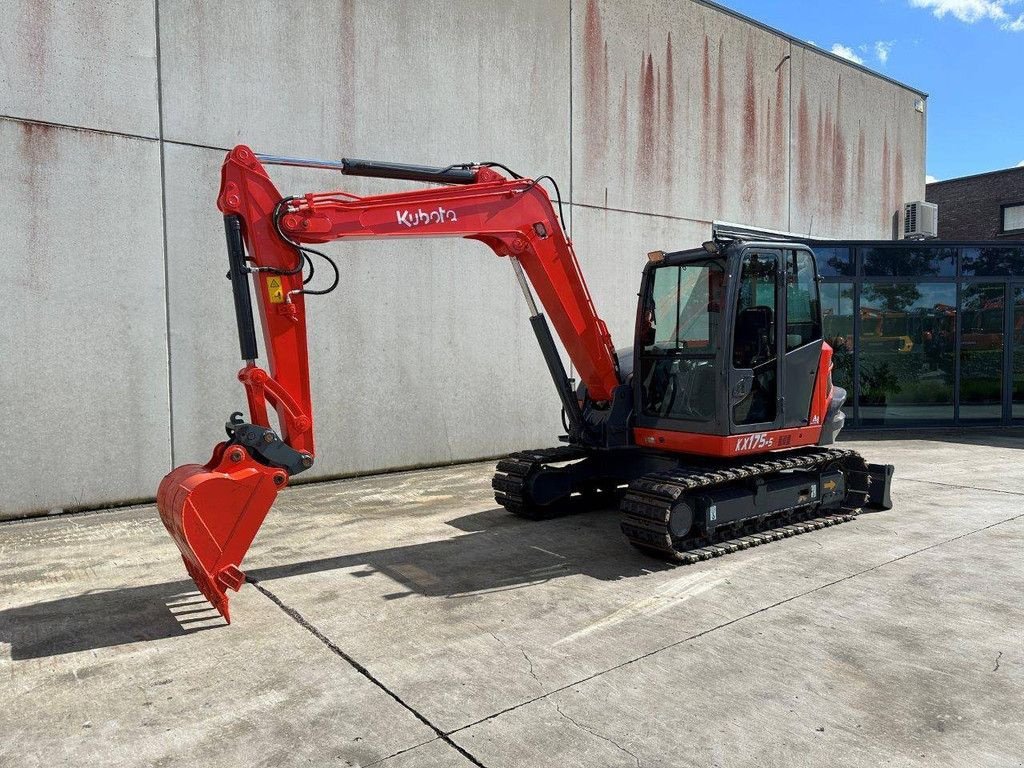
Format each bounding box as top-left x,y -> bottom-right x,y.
735,433 -> 774,452
396,206 -> 458,228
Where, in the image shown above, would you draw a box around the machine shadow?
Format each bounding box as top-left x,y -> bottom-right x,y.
247,504 -> 673,599
0,580 -> 225,661
1,505 -> 670,661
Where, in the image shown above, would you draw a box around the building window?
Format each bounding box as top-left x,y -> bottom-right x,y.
962,247 -> 1024,276
821,283 -> 854,415
1001,203 -> 1024,234
858,283 -> 955,425
960,284 -> 1005,421
813,247 -> 855,277
862,246 -> 957,278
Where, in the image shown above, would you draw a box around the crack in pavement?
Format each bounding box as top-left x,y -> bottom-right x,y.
900,477 -> 1024,497
247,577 -> 487,768
521,648 -> 541,687
554,703 -> 642,768
448,509 -> 1024,737
993,651 -> 1003,673
363,737 -> 440,768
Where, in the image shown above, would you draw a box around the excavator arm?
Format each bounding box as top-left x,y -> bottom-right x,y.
158,145 -> 624,620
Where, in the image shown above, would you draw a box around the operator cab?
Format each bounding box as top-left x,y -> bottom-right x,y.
633,241 -> 828,443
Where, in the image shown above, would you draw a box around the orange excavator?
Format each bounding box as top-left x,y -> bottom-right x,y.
159,146 -> 894,621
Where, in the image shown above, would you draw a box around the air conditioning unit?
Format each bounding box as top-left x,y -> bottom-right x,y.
903,201 -> 938,239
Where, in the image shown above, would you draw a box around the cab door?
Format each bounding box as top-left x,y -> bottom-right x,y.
729,248 -> 785,435
780,248 -> 825,428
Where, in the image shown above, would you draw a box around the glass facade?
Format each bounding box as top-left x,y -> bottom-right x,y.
810,241 -> 1024,428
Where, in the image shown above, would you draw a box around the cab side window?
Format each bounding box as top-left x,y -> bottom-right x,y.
785,250 -> 822,351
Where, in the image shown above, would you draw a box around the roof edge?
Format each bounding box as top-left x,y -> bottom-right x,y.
927,166 -> 1024,185
695,0 -> 928,98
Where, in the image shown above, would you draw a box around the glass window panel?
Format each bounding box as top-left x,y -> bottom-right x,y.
962,247 -> 1024,277
821,282 -> 854,416
733,252 -> 778,425
813,246 -> 854,277
1013,287 -> 1024,420
858,283 -> 955,425
645,262 -> 724,353
785,250 -> 822,350
862,246 -> 956,278
1003,204 -> 1024,233
960,284 -> 1005,421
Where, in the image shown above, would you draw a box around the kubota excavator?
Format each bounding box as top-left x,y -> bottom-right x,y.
158,146 -> 894,621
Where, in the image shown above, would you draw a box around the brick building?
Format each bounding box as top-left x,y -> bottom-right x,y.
926,166 -> 1024,240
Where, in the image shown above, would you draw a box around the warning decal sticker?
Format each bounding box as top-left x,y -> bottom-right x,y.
267,276 -> 285,304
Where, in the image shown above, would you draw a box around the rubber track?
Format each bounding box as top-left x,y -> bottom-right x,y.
491,445 -> 589,518
619,447 -> 871,563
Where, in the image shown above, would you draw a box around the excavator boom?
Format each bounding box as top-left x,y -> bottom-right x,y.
158,146 -> 623,620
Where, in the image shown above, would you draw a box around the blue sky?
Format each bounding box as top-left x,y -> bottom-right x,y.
719,0 -> 1024,182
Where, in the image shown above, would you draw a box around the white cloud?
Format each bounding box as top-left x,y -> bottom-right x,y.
875,40 -> 895,64
830,43 -> 865,64
908,0 -> 1024,31
926,174 -> 940,183
1017,160 -> 1024,167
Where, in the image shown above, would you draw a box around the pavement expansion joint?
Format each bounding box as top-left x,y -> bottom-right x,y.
246,576 -> 489,768
448,507 -> 1024,737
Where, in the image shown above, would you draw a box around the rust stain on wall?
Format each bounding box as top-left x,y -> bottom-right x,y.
663,32 -> 675,189
582,0 -> 608,167
22,2 -> 52,78
770,63 -> 786,217
636,52 -> 656,186
702,35 -> 713,193
331,0 -> 357,141
831,78 -> 846,219
18,122 -> 59,292
618,71 -> 629,186
741,48 -> 758,209
796,85 -> 811,208
855,126 -> 866,217
881,128 -> 892,231
894,143 -> 905,231
715,37 -> 727,211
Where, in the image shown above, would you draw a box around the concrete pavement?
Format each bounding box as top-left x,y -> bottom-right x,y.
1,434 -> 1022,766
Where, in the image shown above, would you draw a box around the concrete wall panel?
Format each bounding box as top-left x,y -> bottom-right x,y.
569,206 -> 709,349
0,120 -> 168,517
164,145 -> 561,482
572,0 -> 791,230
0,1 -> 158,136
159,1 -> 570,184
789,45 -> 926,239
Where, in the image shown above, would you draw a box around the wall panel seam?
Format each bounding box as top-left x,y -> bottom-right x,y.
155,0 -> 174,469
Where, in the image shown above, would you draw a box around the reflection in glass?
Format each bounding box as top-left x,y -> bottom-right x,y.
961,247 -> 1024,277
858,283 -> 955,425
960,284 -> 1005,420
862,246 -> 957,278
820,283 -> 854,413
813,247 -> 854,277
1014,288 -> 1024,419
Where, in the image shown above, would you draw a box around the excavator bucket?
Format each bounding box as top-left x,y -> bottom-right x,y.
157,442 -> 286,622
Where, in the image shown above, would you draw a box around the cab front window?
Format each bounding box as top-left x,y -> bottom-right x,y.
639,260 -> 725,422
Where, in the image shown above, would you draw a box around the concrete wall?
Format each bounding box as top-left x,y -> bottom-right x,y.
0,0 -> 926,518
